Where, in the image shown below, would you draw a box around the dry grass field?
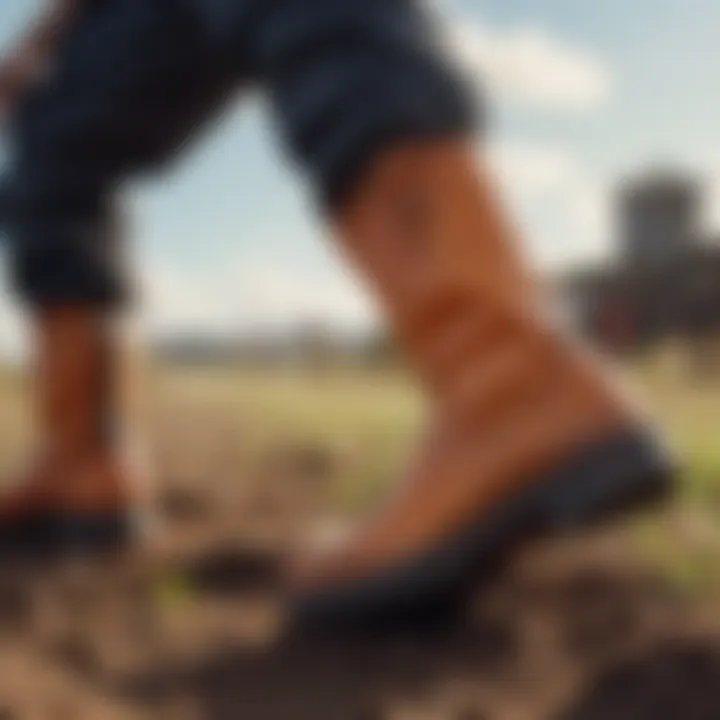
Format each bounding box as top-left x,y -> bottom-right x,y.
0,353 -> 719,719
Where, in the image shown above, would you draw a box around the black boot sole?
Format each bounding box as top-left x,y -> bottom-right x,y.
289,428 -> 676,636
0,511 -> 143,561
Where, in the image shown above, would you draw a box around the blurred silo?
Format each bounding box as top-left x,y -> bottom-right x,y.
619,173 -> 701,267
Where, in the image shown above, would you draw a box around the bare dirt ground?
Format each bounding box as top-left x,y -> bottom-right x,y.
1,378 -> 720,720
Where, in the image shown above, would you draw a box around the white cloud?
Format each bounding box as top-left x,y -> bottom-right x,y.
0,287 -> 26,362
448,22 -> 611,112
141,255 -> 377,339
486,142 -> 612,267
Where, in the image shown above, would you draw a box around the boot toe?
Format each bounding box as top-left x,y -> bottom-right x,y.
288,428 -> 677,636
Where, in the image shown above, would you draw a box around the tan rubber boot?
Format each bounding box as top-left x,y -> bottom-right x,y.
0,308 -> 146,557
290,141 -> 674,630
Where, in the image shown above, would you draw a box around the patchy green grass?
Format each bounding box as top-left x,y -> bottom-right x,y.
626,351 -> 720,594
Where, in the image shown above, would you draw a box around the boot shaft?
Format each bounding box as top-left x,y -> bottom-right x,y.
334,140 -> 627,437
33,308 -> 118,460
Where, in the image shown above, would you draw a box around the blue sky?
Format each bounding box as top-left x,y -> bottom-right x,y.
1,0 -> 719,347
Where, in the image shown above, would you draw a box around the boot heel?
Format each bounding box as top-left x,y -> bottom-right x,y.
58,512 -> 147,556
537,431 -> 676,531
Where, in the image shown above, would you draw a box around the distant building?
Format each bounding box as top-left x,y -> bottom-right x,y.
620,174 -> 701,265
565,172 -> 720,351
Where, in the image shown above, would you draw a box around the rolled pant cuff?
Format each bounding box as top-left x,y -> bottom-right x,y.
10,230 -> 130,310
320,118 -> 477,210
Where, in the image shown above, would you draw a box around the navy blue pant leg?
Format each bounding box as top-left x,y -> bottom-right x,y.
239,0 -> 480,206
1,0 -> 479,308
1,0 -> 236,308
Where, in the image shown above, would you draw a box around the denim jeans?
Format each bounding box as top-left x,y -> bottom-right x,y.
0,0 -> 477,307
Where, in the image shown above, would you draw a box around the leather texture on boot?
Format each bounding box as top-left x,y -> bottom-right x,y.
0,310 -> 141,557
291,141 -> 672,621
